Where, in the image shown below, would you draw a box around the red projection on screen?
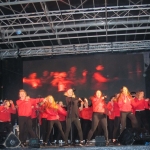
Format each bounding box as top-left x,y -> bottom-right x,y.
93,65 -> 108,83
91,65 -> 108,90
23,65 -> 107,90
23,73 -> 41,88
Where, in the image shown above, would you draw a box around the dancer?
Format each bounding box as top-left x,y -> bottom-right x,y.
39,99 -> 48,144
0,100 -> 16,132
16,89 -> 42,145
64,88 -> 84,146
118,86 -> 138,133
107,96 -> 115,143
43,95 -> 67,146
79,98 -> 93,141
134,91 -> 149,132
112,94 -> 120,143
107,94 -> 120,144
86,90 -> 109,145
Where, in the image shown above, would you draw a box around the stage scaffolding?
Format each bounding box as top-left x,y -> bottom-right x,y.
0,0 -> 150,58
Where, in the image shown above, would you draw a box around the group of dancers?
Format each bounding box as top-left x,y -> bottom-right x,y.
0,86 -> 150,147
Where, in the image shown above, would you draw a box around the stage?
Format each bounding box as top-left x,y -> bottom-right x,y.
6,145 -> 150,150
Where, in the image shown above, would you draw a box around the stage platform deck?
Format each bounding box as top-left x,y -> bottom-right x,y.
5,145 -> 150,150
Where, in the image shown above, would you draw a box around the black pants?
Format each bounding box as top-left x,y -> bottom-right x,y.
87,112 -> 108,141
145,109 -> 150,133
40,118 -> 48,142
120,111 -> 138,133
80,118 -> 91,140
18,116 -> 36,143
45,120 -> 65,143
108,119 -> 114,139
113,117 -> 120,139
108,117 -> 120,139
0,122 -> 12,133
32,118 -> 39,136
65,117 -> 83,143
56,121 -> 66,141
135,110 -> 149,131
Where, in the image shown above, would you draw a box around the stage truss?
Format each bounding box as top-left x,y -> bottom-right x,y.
0,0 -> 150,58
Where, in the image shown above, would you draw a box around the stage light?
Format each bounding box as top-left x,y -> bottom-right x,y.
16,30 -> 22,35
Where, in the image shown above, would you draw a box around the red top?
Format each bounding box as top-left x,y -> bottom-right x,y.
46,105 -> 67,121
106,102 -> 115,119
16,98 -> 41,117
58,107 -> 67,121
40,104 -> 48,119
144,99 -> 150,109
31,104 -> 40,119
118,94 -> 133,112
80,107 -> 93,120
113,101 -> 120,117
132,98 -> 146,111
0,104 -> 16,122
91,96 -> 106,113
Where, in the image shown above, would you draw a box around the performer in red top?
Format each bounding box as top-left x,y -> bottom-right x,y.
113,94 -> 120,143
16,89 -> 42,145
0,100 -> 16,132
118,86 -> 138,133
107,94 -> 120,143
107,96 -> 115,142
43,95 -> 67,146
31,103 -> 40,136
133,91 -> 149,132
38,101 -> 48,144
86,90 -> 108,145
79,98 -> 93,141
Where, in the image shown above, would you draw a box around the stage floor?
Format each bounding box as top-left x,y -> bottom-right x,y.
6,144 -> 150,150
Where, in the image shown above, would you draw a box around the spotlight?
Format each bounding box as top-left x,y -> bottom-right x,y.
16,30 -> 22,35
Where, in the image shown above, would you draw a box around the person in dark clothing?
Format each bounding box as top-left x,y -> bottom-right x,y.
64,88 -> 83,146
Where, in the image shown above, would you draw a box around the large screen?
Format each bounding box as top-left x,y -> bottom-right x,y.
23,53 -> 145,103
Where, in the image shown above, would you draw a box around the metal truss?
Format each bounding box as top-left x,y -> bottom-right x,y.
1,40 -> 150,59
0,0 -> 150,58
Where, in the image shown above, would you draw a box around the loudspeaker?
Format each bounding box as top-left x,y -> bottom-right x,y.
95,136 -> 106,146
118,128 -> 135,145
0,131 -> 21,148
28,138 -> 40,148
118,128 -> 150,145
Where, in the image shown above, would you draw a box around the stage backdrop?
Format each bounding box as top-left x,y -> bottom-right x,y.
23,53 -> 145,103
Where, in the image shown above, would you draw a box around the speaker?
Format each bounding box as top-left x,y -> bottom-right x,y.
118,128 -> 150,145
0,131 -> 21,148
118,128 -> 135,145
95,136 -> 106,146
28,138 -> 40,148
